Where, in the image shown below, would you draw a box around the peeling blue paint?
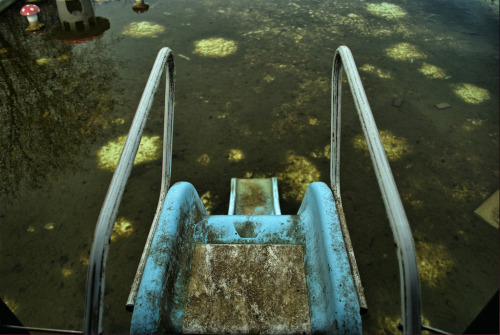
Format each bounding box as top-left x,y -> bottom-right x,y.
131,181 -> 361,334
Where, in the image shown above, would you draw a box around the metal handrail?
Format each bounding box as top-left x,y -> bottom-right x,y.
330,46 -> 421,334
84,47 -> 175,334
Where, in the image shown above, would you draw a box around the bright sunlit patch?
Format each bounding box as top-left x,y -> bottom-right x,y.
57,54 -> 69,61
416,241 -> 454,288
36,57 -> 51,65
3,298 -> 19,314
452,83 -> 490,104
353,130 -> 411,161
367,2 -> 407,19
197,153 -> 211,165
311,144 -> 331,160
386,43 -> 426,61
359,64 -> 392,79
200,191 -> 218,214
217,112 -> 230,119
263,74 -> 275,83
372,314 -> 431,334
112,118 -> 125,125
419,63 -> 446,79
111,217 -> 133,242
228,149 -> 244,162
122,21 -> 165,38
278,152 -> 321,202
444,181 -> 489,202
44,222 -> 56,230
97,135 -> 161,171
462,118 -> 484,131
193,38 -> 237,57
309,118 -> 320,126
402,193 -> 424,209
61,268 -> 73,277
80,255 -> 89,266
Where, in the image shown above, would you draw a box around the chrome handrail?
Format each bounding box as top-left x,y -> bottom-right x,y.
330,46 -> 421,334
84,47 -> 175,334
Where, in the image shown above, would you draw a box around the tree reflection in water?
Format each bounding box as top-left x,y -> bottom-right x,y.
0,10 -> 117,197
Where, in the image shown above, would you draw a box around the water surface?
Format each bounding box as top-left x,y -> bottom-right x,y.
0,0 -> 498,333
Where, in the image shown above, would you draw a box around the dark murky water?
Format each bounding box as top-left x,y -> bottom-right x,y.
1,0 -> 498,333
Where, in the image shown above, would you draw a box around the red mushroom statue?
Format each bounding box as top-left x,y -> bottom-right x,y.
20,4 -> 44,31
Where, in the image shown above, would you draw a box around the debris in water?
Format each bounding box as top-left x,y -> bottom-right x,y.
178,54 -> 191,61
474,190 -> 499,229
435,103 -> 450,110
392,98 -> 403,108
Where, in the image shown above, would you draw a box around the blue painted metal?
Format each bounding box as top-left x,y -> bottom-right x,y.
130,181 -> 361,334
130,182 -> 207,334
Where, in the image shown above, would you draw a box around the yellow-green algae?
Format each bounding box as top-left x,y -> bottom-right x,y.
310,144 -> 331,160
61,268 -> 73,277
111,217 -> 133,242
452,83 -> 490,104
385,43 -> 426,61
373,314 -> 432,335
122,21 -> 165,38
419,63 -> 447,79
228,149 -> 244,162
278,152 -> 321,202
353,130 -> 411,161
360,64 -> 392,79
367,2 -> 407,19
36,58 -> 51,66
197,153 -> 211,165
193,38 -> 238,57
97,135 -> 161,171
200,191 -> 218,214
416,241 -> 454,288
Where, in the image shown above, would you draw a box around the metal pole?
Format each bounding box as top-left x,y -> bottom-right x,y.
331,45 -> 421,334
83,47 -> 174,334
1,324 -> 83,334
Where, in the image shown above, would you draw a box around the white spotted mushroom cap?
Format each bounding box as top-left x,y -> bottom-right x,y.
20,4 -> 40,16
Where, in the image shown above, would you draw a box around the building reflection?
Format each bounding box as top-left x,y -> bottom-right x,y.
51,0 -> 110,43
0,1 -> 117,197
